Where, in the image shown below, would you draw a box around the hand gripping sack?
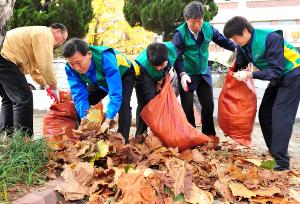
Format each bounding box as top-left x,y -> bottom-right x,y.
43,90 -> 77,139
218,66 -> 257,147
141,77 -> 212,151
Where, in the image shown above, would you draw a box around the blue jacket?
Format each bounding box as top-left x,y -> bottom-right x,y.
65,50 -> 122,120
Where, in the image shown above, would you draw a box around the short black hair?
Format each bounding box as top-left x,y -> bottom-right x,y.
62,38 -> 89,58
183,1 -> 204,20
50,23 -> 67,32
146,42 -> 168,66
223,16 -> 254,38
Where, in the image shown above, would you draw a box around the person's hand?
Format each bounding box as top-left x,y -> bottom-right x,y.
180,73 -> 191,92
52,88 -> 60,102
168,69 -> 175,80
233,71 -> 251,81
45,86 -> 60,102
100,119 -> 111,133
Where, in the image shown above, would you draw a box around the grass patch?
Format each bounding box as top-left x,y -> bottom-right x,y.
0,131 -> 51,202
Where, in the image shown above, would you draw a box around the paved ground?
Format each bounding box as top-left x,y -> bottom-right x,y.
34,110 -> 300,169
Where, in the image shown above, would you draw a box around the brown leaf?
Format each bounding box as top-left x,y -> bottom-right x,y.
74,141 -> 91,157
228,181 -> 256,198
227,164 -> 247,182
144,134 -> 163,151
56,162 -> 94,201
85,102 -> 104,124
46,134 -> 67,151
179,150 -> 193,162
165,158 -> 192,197
185,183 -> 214,204
121,146 -> 143,163
249,197 -> 290,204
289,189 -> 300,202
116,170 -> 158,204
145,152 -> 162,167
252,186 -> 282,197
191,149 -> 206,163
87,194 -> 106,204
214,176 -> 235,202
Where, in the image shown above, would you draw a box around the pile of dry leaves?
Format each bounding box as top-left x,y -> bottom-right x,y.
45,104 -> 300,203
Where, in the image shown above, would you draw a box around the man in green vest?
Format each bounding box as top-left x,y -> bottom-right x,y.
223,16 -> 300,171
62,38 -> 135,143
134,42 -> 177,136
172,1 -> 236,138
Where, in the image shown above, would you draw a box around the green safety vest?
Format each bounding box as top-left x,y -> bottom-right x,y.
135,42 -> 177,81
241,29 -> 300,74
176,22 -> 213,75
77,45 -> 131,87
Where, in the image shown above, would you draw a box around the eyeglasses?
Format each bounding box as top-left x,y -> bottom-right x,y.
59,30 -> 66,43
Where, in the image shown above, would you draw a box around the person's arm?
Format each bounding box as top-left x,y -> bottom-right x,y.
30,69 -> 46,86
65,65 -> 90,118
235,47 -> 250,71
252,32 -> 284,80
139,67 -> 157,104
172,31 -> 186,76
212,26 -> 236,52
32,33 -> 57,87
102,50 -> 122,121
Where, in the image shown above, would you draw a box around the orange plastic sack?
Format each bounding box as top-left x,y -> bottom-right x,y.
141,77 -> 212,151
43,90 -> 77,139
218,66 -> 257,147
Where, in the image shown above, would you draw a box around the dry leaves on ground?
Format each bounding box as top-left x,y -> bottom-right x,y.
45,104 -> 300,203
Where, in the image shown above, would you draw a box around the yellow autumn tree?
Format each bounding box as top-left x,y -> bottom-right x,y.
86,0 -> 156,57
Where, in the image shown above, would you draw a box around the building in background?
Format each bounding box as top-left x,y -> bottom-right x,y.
209,0 -> 300,65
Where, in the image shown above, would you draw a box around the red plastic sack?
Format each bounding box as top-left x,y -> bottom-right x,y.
43,90 -> 77,139
141,77 -> 212,151
218,65 -> 257,147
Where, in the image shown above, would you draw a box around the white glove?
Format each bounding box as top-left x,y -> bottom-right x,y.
180,73 -> 191,92
168,69 -> 175,80
233,71 -> 249,81
100,122 -> 110,133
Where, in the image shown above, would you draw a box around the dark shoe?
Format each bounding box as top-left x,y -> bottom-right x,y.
273,164 -> 290,171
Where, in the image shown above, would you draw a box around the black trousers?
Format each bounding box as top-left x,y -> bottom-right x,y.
135,69 -> 157,136
259,68 -> 300,168
0,55 -> 33,136
83,68 -> 135,142
178,74 -> 216,136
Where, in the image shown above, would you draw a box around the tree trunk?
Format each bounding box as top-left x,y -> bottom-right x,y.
0,0 -> 16,48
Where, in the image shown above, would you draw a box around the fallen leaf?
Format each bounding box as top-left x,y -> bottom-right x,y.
253,186 -> 282,197
185,183 -> 214,204
165,157 -> 192,197
56,162 -> 94,200
144,134 -> 162,151
214,176 -> 235,202
244,158 -> 262,167
90,140 -> 109,165
85,102 -> 104,124
249,197 -> 289,204
228,182 -> 256,198
289,189 -> 300,202
116,170 -> 158,203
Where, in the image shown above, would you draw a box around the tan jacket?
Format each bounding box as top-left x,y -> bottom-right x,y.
0,26 -> 57,86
